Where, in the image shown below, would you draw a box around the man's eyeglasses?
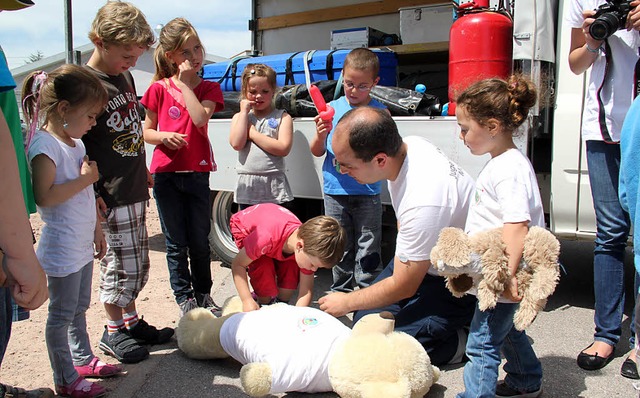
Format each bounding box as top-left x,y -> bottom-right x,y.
343,81 -> 373,92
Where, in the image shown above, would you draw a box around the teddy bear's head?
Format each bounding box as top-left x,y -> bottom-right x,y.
328,311 -> 439,398
177,296 -> 243,359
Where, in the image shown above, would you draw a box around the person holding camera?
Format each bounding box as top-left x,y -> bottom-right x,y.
567,0 -> 640,377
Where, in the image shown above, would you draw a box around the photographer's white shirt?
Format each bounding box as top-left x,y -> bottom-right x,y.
566,0 -> 640,142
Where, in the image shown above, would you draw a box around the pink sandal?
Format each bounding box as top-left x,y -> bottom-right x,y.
55,376 -> 106,398
74,357 -> 122,378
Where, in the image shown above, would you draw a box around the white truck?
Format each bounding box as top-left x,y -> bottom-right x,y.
194,0 -> 594,265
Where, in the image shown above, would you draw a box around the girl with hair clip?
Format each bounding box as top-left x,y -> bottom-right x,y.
141,17 -> 224,318
229,63 -> 294,211
454,75 -> 544,398
23,64 -> 118,398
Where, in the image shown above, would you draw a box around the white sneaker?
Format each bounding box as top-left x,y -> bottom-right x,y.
447,327 -> 469,365
178,297 -> 199,317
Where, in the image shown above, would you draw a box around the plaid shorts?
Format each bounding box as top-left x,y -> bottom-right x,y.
99,201 -> 150,307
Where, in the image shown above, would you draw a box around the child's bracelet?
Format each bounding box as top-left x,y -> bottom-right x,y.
586,43 -> 601,54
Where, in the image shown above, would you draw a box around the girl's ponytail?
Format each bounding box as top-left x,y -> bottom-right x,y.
21,70 -> 47,152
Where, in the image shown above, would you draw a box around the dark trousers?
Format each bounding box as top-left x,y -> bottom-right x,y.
354,259 -> 476,365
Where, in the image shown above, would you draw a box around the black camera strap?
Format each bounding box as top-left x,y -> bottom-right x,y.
634,47 -> 640,98
596,40 -> 615,143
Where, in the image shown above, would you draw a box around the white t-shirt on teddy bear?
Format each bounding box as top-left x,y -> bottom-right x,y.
220,305 -> 351,393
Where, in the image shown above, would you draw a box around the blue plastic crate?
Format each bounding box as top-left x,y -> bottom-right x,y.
202,49 -> 398,91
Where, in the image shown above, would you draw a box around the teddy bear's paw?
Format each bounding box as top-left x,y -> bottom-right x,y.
429,365 -> 441,384
476,281 -> 499,312
513,298 -> 547,331
523,227 -> 560,267
240,363 -> 273,397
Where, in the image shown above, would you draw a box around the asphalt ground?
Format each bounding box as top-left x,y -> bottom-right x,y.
101,239 -> 639,398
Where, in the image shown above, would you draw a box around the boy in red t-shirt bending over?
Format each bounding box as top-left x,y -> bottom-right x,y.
230,203 -> 346,312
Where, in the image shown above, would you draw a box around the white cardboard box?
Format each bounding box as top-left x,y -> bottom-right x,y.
399,4 -> 453,45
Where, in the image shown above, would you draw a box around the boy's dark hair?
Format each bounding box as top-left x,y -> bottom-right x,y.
297,216 -> 346,266
88,1 -> 154,48
337,107 -> 403,162
343,48 -> 380,77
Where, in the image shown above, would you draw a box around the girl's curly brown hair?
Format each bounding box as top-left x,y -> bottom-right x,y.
456,75 -> 537,133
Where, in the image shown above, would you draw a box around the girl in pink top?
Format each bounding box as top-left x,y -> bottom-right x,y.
141,18 -> 223,317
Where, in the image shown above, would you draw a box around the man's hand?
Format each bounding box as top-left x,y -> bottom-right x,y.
318,292 -> 350,317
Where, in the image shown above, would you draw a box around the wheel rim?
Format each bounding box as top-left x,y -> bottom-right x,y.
211,191 -> 238,258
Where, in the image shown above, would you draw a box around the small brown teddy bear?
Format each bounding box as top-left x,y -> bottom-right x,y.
430,226 -> 560,330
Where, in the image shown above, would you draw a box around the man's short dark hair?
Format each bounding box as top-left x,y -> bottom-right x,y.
337,107 -> 402,161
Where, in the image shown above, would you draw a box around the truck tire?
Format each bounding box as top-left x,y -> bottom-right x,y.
209,191 -> 238,267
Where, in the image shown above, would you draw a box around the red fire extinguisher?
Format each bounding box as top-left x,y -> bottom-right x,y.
447,1 -> 513,115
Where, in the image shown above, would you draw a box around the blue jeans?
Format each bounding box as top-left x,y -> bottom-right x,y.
586,140 -> 634,347
324,194 -> 383,292
353,260 -> 476,365
0,287 -> 11,366
153,172 -> 213,304
46,262 -> 95,386
457,302 -> 542,398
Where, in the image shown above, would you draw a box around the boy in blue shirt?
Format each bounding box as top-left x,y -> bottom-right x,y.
309,48 -> 387,293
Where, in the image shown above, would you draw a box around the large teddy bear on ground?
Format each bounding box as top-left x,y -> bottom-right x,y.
177,296 -> 439,398
430,226 -> 560,330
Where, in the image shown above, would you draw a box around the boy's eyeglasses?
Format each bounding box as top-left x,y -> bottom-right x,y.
333,158 -> 341,173
343,82 -> 373,92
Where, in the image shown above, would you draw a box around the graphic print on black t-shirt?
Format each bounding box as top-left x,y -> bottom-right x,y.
105,90 -> 144,157
82,68 -> 149,208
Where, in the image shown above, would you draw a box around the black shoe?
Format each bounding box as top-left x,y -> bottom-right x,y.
0,383 -> 54,398
195,292 -> 222,311
495,381 -> 542,398
129,317 -> 174,345
576,344 -> 614,370
621,357 -> 640,379
99,326 -> 149,364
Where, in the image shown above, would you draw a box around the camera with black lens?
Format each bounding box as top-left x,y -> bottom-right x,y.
589,0 -> 632,41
